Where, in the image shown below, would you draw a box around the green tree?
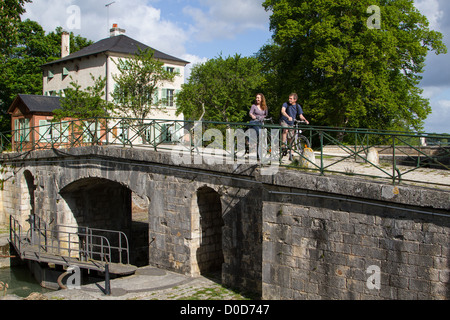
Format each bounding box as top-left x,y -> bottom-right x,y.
176,54 -> 265,123
260,0 -> 447,131
53,75 -> 114,120
112,47 -> 177,120
0,19 -> 93,131
0,0 -> 31,55
53,75 -> 114,145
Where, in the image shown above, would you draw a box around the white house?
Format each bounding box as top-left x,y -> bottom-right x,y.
41,25 -> 189,121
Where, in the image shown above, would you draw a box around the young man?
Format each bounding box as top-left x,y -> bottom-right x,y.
280,93 -> 309,145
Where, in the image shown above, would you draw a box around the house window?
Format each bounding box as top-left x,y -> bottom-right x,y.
162,89 -> 175,107
83,121 -> 101,143
166,67 -> 181,75
39,120 -> 52,142
167,89 -> 174,107
14,118 -> 30,142
38,120 -> 70,143
63,67 -> 69,77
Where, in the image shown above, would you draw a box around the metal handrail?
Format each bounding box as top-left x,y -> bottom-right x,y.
30,214 -> 113,265
1,117 -> 448,187
10,214 -> 132,266
9,215 -> 23,255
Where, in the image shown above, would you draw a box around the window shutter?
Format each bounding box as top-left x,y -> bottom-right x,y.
53,122 -> 61,142
39,120 -> 49,142
23,119 -> 30,142
61,122 -> 69,143
161,89 -> 168,106
14,119 -> 19,141
174,90 -> 181,106
153,90 -> 159,105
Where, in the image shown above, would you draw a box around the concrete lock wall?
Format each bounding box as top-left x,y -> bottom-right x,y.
261,170 -> 450,300
0,147 -> 263,293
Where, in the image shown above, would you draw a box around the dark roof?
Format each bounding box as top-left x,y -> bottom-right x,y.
8,94 -> 61,114
42,35 -> 189,67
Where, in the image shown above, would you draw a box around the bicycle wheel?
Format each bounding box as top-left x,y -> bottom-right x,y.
267,135 -> 282,162
292,135 -> 311,158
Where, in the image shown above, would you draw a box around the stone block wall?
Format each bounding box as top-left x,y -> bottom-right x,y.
262,189 -> 450,300
2,147 -> 448,299
0,164 -> 32,229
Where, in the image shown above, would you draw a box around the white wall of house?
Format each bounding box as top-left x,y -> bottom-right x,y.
43,55 -> 107,98
106,55 -> 185,120
42,45 -> 186,122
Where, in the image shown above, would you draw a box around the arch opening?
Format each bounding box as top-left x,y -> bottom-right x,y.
59,178 -> 148,267
20,170 -> 36,229
194,186 -> 224,277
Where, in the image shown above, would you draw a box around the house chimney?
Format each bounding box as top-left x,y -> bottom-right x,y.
110,23 -> 126,37
61,32 -> 70,58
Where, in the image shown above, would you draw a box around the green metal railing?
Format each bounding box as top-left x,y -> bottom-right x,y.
1,117 -> 449,188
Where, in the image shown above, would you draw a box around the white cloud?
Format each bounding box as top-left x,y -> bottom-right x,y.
183,0 -> 269,42
415,0 -> 444,31
112,2 -> 188,57
181,54 -> 209,80
424,99 -> 450,133
22,0 -> 190,58
22,0 -> 75,33
421,86 -> 447,99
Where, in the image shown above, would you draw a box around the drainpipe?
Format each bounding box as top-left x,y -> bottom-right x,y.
105,53 -> 110,102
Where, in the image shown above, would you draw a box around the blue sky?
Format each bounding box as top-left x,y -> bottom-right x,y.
21,0 -> 449,133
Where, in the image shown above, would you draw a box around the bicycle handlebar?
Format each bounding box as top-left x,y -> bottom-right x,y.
253,118 -> 307,125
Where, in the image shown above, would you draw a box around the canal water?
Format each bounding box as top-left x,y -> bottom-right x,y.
0,265 -> 52,298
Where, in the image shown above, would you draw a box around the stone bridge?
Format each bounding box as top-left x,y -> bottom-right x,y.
1,146 -> 449,299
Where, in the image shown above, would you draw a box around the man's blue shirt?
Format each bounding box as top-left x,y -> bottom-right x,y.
280,103 -> 304,126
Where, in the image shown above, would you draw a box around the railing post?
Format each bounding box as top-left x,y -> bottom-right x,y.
392,135 -> 397,184
119,233 -> 122,264
30,214 -> 36,245
319,131 -> 324,176
44,220 -> 47,253
105,118 -> 109,146
105,263 -> 111,295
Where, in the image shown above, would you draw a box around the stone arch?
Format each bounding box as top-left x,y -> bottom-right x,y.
58,177 -> 148,266
59,177 -> 132,230
190,185 -> 224,277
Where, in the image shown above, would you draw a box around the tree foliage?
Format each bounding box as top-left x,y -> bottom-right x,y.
0,18 -> 92,131
0,0 -> 31,55
53,75 -> 114,121
112,47 -> 177,120
259,0 -> 447,131
176,54 -> 265,123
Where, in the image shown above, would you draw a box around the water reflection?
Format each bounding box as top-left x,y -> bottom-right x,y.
0,265 -> 52,298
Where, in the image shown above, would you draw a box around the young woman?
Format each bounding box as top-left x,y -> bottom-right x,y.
248,93 -> 268,160
249,93 -> 268,132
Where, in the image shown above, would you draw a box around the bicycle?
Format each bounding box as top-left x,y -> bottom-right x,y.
281,120 -> 311,162
241,117 -> 278,162
260,117 -> 283,162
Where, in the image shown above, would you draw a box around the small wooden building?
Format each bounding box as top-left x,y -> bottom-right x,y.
8,94 -> 62,151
